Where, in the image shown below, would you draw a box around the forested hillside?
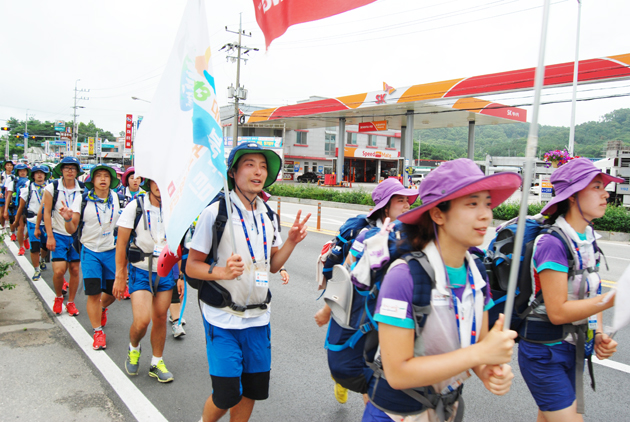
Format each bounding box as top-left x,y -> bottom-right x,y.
414,108 -> 630,160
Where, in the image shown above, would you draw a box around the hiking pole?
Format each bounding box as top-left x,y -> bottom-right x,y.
222,175 -> 241,280
502,0 -> 551,332
317,202 -> 321,231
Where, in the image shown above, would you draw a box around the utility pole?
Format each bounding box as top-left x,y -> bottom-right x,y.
222,13 -> 258,148
73,79 -> 89,158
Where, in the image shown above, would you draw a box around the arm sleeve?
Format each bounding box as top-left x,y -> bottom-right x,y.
19,186 -> 28,202
533,234 -> 569,273
374,263 -> 415,329
71,196 -> 82,214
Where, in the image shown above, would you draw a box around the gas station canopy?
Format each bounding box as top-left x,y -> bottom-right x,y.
245,53 -> 630,130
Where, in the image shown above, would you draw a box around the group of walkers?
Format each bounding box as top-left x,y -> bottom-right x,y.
3,142 -> 621,422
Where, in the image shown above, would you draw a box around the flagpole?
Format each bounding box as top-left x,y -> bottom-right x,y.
503,0 -> 551,331
222,175 -> 238,256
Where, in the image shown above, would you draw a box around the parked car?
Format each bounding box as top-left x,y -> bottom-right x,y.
297,172 -> 323,183
529,183 -> 541,195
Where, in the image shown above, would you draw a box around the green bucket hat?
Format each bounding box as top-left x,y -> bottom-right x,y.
85,165 -> 120,190
227,142 -> 282,190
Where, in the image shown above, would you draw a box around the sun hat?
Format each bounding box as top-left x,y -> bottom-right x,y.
14,163 -> 31,178
541,157 -> 623,216
227,142 -> 281,190
121,166 -> 141,187
368,178 -> 419,219
53,156 -> 84,178
85,164 -> 120,190
29,165 -> 50,182
398,158 -> 522,225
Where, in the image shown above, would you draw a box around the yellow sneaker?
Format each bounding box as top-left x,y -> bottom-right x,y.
334,382 -> 348,404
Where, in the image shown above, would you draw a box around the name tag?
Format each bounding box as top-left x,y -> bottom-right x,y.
588,315 -> 598,330
379,298 -> 408,319
352,241 -> 364,253
153,244 -> 164,257
102,231 -> 111,238
255,270 -> 269,287
432,290 -> 450,307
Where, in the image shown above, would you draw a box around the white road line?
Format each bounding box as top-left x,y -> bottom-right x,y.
605,256 -> 630,261
592,356 -> 630,374
4,238 -> 168,422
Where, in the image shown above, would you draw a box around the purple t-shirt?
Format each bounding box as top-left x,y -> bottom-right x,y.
532,234 -> 570,297
374,262 -> 492,329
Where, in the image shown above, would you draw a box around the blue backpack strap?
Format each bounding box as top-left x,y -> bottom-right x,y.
403,252 -> 435,337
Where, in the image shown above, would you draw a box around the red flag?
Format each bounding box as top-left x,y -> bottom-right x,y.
254,0 -> 377,48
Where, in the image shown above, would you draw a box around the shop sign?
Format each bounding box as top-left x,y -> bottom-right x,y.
540,176 -> 552,202
294,162 -> 300,172
283,173 -> 294,181
358,120 -> 387,132
344,146 -> 397,159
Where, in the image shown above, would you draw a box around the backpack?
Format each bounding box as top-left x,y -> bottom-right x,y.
323,221 -> 412,393
321,214 -> 376,282
10,176 -> 29,209
23,182 -> 46,219
49,179 -> 85,213
483,215 -> 603,343
71,190 -> 125,253
183,191 -> 280,311
364,251 -> 487,420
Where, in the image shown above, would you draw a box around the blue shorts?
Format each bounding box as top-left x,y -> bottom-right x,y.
81,248 -> 116,295
202,319 -> 271,378
518,340 -> 578,412
128,264 -> 176,294
362,402 -> 396,422
26,221 -> 47,247
51,232 -> 81,262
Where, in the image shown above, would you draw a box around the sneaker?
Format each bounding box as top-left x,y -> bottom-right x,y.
334,382 -> 348,404
149,360 -> 174,383
101,308 -> 108,328
125,347 -> 141,376
123,285 -> 130,300
10,233 -> 16,241
24,238 -> 30,250
40,262 -> 46,270
62,279 -> 69,296
53,297 -> 63,315
66,302 -> 79,316
169,316 -> 186,325
172,322 -> 186,338
93,330 -> 106,350
17,247 -> 25,256
32,269 -> 41,281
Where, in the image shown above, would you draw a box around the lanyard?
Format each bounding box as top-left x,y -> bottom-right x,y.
447,264 -> 477,347
62,188 -> 77,208
235,206 -> 268,266
94,199 -> 114,227
146,206 -> 164,243
32,184 -> 44,205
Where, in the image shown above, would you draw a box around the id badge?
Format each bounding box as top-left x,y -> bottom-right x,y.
153,244 -> 164,257
588,315 -> 598,330
255,270 -> 269,287
102,231 -> 111,238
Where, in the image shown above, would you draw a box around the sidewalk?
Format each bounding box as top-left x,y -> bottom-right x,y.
0,244 -> 133,421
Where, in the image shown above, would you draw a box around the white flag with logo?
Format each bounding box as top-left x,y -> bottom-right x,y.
135,0 -> 226,251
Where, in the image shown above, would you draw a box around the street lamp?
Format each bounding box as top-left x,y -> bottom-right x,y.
131,96 -> 151,103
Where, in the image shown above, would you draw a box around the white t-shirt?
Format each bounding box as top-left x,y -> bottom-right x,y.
44,180 -> 83,236
190,191 -> 283,329
20,181 -> 46,225
116,194 -> 165,272
72,190 -> 120,253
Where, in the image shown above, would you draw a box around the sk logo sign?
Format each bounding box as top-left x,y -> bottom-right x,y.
375,94 -> 387,104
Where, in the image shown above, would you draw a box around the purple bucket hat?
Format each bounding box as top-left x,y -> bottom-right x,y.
368,178 -> 419,219
398,158 -> 522,225
541,157 -> 623,215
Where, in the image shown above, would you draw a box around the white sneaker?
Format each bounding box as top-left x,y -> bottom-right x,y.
169,316 -> 186,325
172,322 -> 186,338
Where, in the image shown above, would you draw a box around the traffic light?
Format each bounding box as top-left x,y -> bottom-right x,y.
0,126 -> 9,131
30,136 -> 36,139
15,135 -> 20,139
60,152 -> 64,159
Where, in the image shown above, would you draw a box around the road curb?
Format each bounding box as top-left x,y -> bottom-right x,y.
492,219 -> 630,242
270,196 -> 373,212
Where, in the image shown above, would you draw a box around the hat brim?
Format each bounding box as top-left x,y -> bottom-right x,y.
398,172 -> 522,225
85,165 -> 120,190
29,170 -> 50,182
541,171 -> 624,215
228,149 -> 282,190
367,188 -> 419,218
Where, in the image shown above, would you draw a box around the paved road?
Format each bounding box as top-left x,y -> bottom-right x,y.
10,201 -> 630,421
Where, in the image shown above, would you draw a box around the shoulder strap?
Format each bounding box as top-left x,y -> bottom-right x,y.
403,251 -> 435,337
130,194 -> 148,242
208,197 -> 228,270
51,180 -> 60,214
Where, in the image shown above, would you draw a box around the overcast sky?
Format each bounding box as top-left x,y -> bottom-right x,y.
2,0 -> 629,138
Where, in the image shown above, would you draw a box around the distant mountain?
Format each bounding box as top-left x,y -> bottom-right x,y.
414,108 -> 630,160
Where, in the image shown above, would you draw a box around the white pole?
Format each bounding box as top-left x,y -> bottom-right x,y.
221,175 -> 240,279
503,0 -> 551,331
568,0 -> 582,157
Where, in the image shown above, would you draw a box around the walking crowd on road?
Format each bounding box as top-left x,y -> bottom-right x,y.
3,145 -> 621,422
